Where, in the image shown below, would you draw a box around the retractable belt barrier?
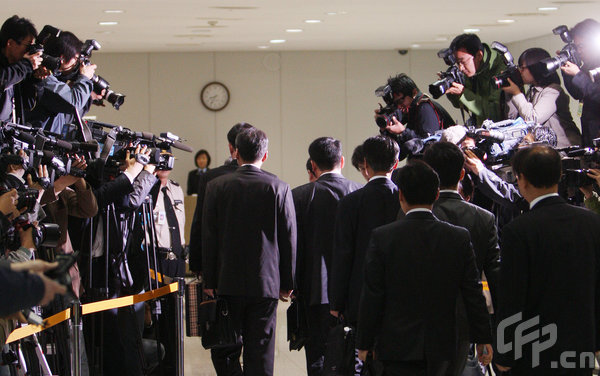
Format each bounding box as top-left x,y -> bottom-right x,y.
6,280 -> 179,344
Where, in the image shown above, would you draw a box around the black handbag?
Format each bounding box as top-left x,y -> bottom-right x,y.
287,297 -> 309,351
323,321 -> 356,376
200,298 -> 240,349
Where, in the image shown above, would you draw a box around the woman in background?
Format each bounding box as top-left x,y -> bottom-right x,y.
187,149 -> 211,195
503,47 -> 582,148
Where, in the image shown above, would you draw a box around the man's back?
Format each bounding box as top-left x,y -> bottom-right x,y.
497,196 -> 600,374
356,212 -> 491,362
293,173 -> 361,305
202,165 -> 296,299
330,177 -> 400,322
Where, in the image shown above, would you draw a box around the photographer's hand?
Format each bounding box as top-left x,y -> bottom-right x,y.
11,260 -> 59,274
446,82 -> 465,96
38,274 -> 67,306
561,61 -> 580,76
464,149 -> 484,176
33,66 -> 51,80
80,63 -> 97,80
125,145 -> 150,177
23,51 -> 42,70
587,168 -> 600,185
385,116 -> 406,135
0,189 -> 19,219
502,78 -> 521,96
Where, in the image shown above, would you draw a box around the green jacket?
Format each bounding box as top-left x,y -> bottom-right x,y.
448,43 -> 507,126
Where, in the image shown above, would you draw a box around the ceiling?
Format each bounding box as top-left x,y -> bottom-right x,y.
5,0 -> 600,53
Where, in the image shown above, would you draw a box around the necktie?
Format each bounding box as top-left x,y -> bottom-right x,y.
162,186 -> 183,256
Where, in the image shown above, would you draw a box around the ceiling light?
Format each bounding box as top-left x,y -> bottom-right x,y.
269,39 -> 286,44
286,29 -> 303,33
98,21 -> 118,26
538,6 -> 558,10
411,44 -> 421,48
258,45 -> 269,49
103,10 -> 124,14
304,19 -> 322,24
497,19 -> 515,23
326,12 -> 338,16
463,28 -> 480,33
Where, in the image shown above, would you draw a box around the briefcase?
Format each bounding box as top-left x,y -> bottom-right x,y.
185,279 -> 202,337
200,298 -> 240,349
287,297 -> 309,351
323,322 -> 356,376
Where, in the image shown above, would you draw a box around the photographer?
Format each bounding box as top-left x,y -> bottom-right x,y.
378,73 -> 455,160
0,15 -> 41,124
560,18 -> 600,147
579,169 -> 600,214
446,34 -> 508,126
26,31 -> 97,135
504,48 -> 581,148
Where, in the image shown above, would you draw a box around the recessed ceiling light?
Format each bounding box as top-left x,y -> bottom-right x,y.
411,44 -> 421,48
269,39 -> 286,44
103,10 -> 124,14
464,28 -> 480,33
258,45 -> 270,49
304,19 -> 322,24
497,19 -> 515,23
326,12 -> 338,16
98,21 -> 118,26
286,29 -> 303,33
538,6 -> 558,10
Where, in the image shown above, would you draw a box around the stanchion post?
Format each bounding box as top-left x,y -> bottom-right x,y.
70,300 -> 82,376
175,278 -> 185,376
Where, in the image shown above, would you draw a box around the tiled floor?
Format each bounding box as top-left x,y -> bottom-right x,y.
184,301 -> 307,376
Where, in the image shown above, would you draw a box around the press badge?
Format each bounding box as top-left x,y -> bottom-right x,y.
157,211 -> 166,225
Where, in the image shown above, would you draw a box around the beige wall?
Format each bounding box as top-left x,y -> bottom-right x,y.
88,33 -> 570,190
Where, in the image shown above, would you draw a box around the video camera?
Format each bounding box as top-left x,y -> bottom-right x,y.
541,25 -> 582,76
490,41 -> 523,88
429,48 -> 465,99
374,84 -> 403,129
559,139 -> 600,188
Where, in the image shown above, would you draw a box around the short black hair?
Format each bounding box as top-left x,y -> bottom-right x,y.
397,160 -> 440,205
423,142 -> 465,188
362,135 -> 399,173
450,33 -> 483,57
512,145 -> 562,188
44,31 -> 82,62
572,18 -> 600,41
0,15 -> 37,49
351,145 -> 364,170
308,137 -> 342,171
194,149 -> 211,168
227,122 -> 254,147
518,48 -> 560,87
235,128 -> 268,163
387,73 -> 419,97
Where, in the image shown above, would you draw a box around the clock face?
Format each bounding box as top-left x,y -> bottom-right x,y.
201,82 -> 230,111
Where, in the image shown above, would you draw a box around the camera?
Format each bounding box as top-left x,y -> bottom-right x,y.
25,44 -> 61,72
540,25 -> 582,76
429,48 -> 465,99
4,217 -> 61,251
490,41 -> 523,88
374,84 -> 402,128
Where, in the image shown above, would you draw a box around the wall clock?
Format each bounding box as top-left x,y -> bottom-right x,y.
200,81 -> 230,111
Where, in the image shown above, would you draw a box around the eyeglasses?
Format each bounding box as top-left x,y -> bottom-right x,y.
455,55 -> 474,68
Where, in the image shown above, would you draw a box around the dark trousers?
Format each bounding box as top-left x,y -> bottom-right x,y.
382,360 -> 449,376
103,302 -> 146,375
305,304 -> 336,376
210,296 -> 278,376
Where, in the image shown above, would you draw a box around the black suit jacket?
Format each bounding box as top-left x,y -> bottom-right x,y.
433,191 -> 500,305
202,165 -> 296,299
356,211 -> 492,363
188,160 -> 238,272
292,173 -> 362,306
186,168 -> 209,196
330,177 -> 400,322
495,196 -> 600,374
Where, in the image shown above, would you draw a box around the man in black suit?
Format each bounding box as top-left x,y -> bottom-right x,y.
188,122 -> 254,274
424,142 -> 501,375
202,128 -> 296,376
495,145 -> 600,376
292,137 -> 362,375
356,161 -> 493,376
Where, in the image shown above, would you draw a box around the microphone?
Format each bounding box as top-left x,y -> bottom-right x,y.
13,130 -> 36,144
172,140 -> 193,153
475,128 -> 505,143
71,141 -> 99,152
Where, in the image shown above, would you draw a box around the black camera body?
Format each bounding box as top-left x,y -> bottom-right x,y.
541,25 -> 582,76
429,48 -> 465,99
374,84 -> 402,128
26,44 -> 61,72
490,41 -> 523,88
